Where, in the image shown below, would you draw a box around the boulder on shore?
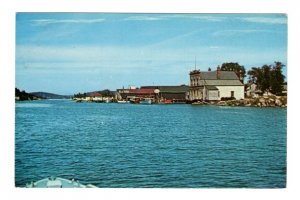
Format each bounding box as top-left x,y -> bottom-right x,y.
275,99 -> 283,106
214,96 -> 287,108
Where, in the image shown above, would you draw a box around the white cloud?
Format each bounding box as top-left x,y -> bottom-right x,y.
123,14 -> 226,22
16,45 -> 204,62
123,15 -> 286,25
123,16 -> 166,21
31,18 -> 106,26
239,17 -> 287,24
16,44 -> 286,74
209,46 -> 221,49
190,15 -> 226,22
145,30 -> 201,49
213,29 -> 271,37
15,45 -> 194,71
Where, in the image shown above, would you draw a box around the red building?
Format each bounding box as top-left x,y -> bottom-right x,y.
116,88 -> 157,102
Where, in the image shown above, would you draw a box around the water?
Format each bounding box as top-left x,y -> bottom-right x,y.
15,100 -> 287,188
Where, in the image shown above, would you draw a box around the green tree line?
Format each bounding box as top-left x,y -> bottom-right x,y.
219,61 -> 285,96
247,61 -> 285,95
15,88 -> 41,100
74,89 -> 115,98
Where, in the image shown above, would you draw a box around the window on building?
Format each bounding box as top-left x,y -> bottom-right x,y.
231,91 -> 234,97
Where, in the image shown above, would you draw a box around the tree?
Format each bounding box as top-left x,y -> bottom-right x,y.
261,65 -> 271,94
248,67 -> 262,84
15,88 -> 40,100
270,62 -> 285,95
220,62 -> 246,83
247,62 -> 285,95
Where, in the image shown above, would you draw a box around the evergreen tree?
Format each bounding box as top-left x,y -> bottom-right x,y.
270,62 -> 285,95
261,65 -> 271,94
220,62 -> 246,82
247,62 -> 285,95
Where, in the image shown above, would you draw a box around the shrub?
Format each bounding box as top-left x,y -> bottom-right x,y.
220,97 -> 236,101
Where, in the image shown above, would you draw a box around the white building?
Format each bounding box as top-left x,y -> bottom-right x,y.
189,67 -> 244,101
246,83 -> 261,97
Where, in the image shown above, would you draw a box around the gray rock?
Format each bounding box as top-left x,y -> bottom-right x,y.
275,99 -> 283,106
218,101 -> 226,106
257,102 -> 262,107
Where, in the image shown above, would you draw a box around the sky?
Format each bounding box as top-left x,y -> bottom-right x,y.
16,13 -> 287,95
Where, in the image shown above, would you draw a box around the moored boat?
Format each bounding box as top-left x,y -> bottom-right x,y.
159,99 -> 173,104
25,177 -> 97,188
117,100 -> 130,103
140,98 -> 152,104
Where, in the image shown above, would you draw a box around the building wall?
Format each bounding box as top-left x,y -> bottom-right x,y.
189,88 -> 203,100
189,71 -> 202,100
161,93 -> 186,100
216,86 -> 244,100
207,90 -> 219,101
190,74 -> 201,87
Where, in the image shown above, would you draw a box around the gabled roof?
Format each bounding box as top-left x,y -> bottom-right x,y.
128,88 -> 155,94
200,71 -> 239,80
205,85 -> 218,90
89,92 -> 102,97
191,70 -> 244,86
141,85 -> 189,93
199,80 -> 244,86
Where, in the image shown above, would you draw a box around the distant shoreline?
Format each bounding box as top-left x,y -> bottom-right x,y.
16,96 -> 286,108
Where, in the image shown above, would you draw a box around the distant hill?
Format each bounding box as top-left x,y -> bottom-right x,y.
30,92 -> 72,99
73,89 -> 116,98
15,88 -> 42,101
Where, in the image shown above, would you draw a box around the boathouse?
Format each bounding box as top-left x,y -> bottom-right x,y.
141,85 -> 189,103
189,67 -> 244,101
116,88 -> 156,101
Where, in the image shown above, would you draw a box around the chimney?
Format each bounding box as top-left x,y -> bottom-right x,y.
216,66 -> 221,79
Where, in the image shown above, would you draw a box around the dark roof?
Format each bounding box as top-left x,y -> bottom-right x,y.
200,80 -> 244,86
141,85 -> 189,93
128,88 -> 155,94
89,92 -> 102,97
189,70 -> 201,75
205,85 -> 218,90
190,70 -> 244,86
159,86 -> 189,93
200,71 -> 239,80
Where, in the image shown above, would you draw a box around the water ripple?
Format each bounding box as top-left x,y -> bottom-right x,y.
15,100 -> 286,188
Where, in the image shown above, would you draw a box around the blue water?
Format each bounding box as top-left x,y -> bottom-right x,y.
15,100 -> 286,188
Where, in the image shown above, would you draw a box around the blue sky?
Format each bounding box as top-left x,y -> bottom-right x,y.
16,13 -> 287,94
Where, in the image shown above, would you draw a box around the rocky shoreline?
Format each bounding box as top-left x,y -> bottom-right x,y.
192,96 -> 287,108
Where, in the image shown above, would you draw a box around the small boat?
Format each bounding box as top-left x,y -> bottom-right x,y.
191,101 -> 204,105
25,176 -> 97,188
117,100 -> 130,103
140,98 -> 152,104
159,99 -> 173,104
